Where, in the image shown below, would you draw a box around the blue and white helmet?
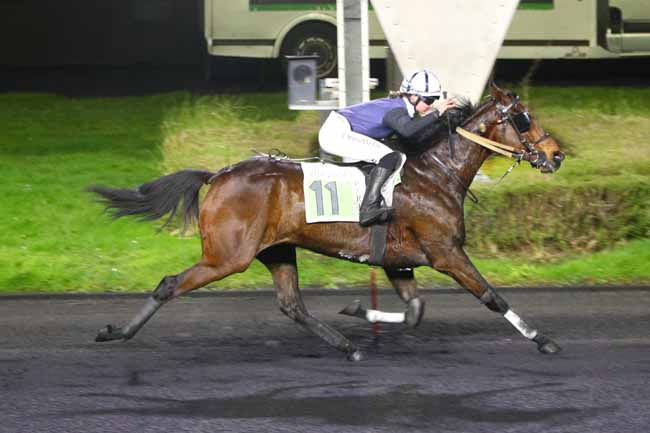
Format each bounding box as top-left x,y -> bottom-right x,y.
399,69 -> 442,97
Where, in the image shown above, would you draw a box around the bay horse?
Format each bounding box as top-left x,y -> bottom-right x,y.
89,83 -> 565,361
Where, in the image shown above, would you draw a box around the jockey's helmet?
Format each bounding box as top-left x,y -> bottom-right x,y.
399,70 -> 442,98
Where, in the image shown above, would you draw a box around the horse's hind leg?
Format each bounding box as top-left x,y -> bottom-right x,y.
95,259 -> 248,342
431,247 -> 561,354
257,245 -> 364,362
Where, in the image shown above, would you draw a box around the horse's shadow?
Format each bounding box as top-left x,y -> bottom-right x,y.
54,382 -> 610,429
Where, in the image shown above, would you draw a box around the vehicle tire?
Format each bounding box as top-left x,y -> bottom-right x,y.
280,22 -> 337,78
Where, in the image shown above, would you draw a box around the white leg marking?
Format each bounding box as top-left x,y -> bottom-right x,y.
366,309 -> 405,323
504,309 -> 538,340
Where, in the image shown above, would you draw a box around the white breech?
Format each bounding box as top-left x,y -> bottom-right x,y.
318,111 -> 394,163
318,111 -> 406,207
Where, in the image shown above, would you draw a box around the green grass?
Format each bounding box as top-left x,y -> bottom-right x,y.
480,86 -> 650,184
0,87 -> 648,294
464,86 -> 650,255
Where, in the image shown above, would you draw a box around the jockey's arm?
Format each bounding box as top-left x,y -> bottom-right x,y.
383,107 -> 443,140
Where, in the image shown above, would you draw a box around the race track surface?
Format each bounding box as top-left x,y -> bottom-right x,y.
1,287 -> 649,433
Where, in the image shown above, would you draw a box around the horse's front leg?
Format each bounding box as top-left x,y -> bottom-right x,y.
339,268 -> 424,328
385,268 -> 425,328
430,246 -> 561,354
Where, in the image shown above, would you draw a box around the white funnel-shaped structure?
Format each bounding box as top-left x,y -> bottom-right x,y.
371,0 -> 520,104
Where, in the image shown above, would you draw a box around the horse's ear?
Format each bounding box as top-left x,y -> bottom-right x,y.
489,80 -> 504,98
486,67 -> 500,96
490,80 -> 512,105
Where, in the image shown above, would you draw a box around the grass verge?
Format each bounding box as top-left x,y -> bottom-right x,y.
0,87 -> 648,293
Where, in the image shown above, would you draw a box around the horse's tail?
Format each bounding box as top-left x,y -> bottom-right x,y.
86,169 -> 216,230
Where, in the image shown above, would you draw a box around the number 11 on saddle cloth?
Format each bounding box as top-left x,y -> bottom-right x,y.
300,161 -> 402,224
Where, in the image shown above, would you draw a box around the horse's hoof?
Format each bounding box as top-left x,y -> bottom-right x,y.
405,298 -> 425,328
347,349 -> 365,362
95,324 -> 124,342
339,300 -> 366,319
534,334 -> 562,355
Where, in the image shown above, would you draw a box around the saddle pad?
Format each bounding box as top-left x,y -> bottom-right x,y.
301,162 -> 366,223
301,161 -> 403,223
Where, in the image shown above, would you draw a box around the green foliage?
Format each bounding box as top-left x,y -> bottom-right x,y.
465,182 -> 650,254
466,85 -> 650,257
0,87 -> 648,293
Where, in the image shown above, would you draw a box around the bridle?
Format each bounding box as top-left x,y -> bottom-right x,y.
496,95 -> 553,167
456,96 -> 562,173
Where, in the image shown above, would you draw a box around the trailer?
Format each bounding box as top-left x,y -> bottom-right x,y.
204,0 -> 650,77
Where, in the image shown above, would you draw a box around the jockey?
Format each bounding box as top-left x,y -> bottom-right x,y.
318,69 -> 458,226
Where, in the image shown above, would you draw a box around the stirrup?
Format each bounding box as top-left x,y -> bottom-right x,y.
359,206 -> 393,226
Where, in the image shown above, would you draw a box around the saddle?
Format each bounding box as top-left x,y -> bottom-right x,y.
317,158 -> 376,177
300,158 -> 399,266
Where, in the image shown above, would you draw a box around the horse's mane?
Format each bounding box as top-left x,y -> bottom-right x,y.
451,98 -> 476,125
389,97 -> 477,156
458,97 -> 496,127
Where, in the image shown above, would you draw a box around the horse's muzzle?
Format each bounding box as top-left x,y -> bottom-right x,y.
529,150 -> 564,173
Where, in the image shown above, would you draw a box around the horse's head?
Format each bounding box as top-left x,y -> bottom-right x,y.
486,82 -> 565,173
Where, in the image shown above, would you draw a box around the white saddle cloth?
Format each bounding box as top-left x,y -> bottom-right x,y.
300,157 -> 404,223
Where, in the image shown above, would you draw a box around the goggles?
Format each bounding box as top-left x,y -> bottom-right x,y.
418,95 -> 440,105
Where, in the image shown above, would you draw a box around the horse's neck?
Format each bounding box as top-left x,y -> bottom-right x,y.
420,104 -> 496,191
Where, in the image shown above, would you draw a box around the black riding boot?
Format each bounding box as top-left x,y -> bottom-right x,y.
359,152 -> 401,226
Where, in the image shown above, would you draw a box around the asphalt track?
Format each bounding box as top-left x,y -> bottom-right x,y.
1,286 -> 649,433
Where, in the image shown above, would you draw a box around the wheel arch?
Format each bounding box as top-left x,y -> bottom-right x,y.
272,14 -> 337,58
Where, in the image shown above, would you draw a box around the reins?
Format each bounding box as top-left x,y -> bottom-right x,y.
431,98 -> 534,205
257,97 -> 537,206
455,127 -> 523,159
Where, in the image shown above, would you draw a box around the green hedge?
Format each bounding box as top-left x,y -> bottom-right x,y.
465,181 -> 650,254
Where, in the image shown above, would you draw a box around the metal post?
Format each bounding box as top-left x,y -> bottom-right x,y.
336,0 -> 370,162
338,0 -> 370,107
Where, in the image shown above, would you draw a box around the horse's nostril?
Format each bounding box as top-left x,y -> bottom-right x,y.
553,151 -> 565,162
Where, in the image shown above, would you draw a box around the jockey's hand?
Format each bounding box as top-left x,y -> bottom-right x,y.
432,97 -> 458,115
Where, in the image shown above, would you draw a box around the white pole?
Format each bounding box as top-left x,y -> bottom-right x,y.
360,0 -> 370,102
336,0 -> 346,108
338,0 -> 370,107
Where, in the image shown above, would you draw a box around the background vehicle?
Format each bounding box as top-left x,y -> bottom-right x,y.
204,0 -> 650,77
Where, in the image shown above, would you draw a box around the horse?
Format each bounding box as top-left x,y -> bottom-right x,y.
88,82 -> 565,361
